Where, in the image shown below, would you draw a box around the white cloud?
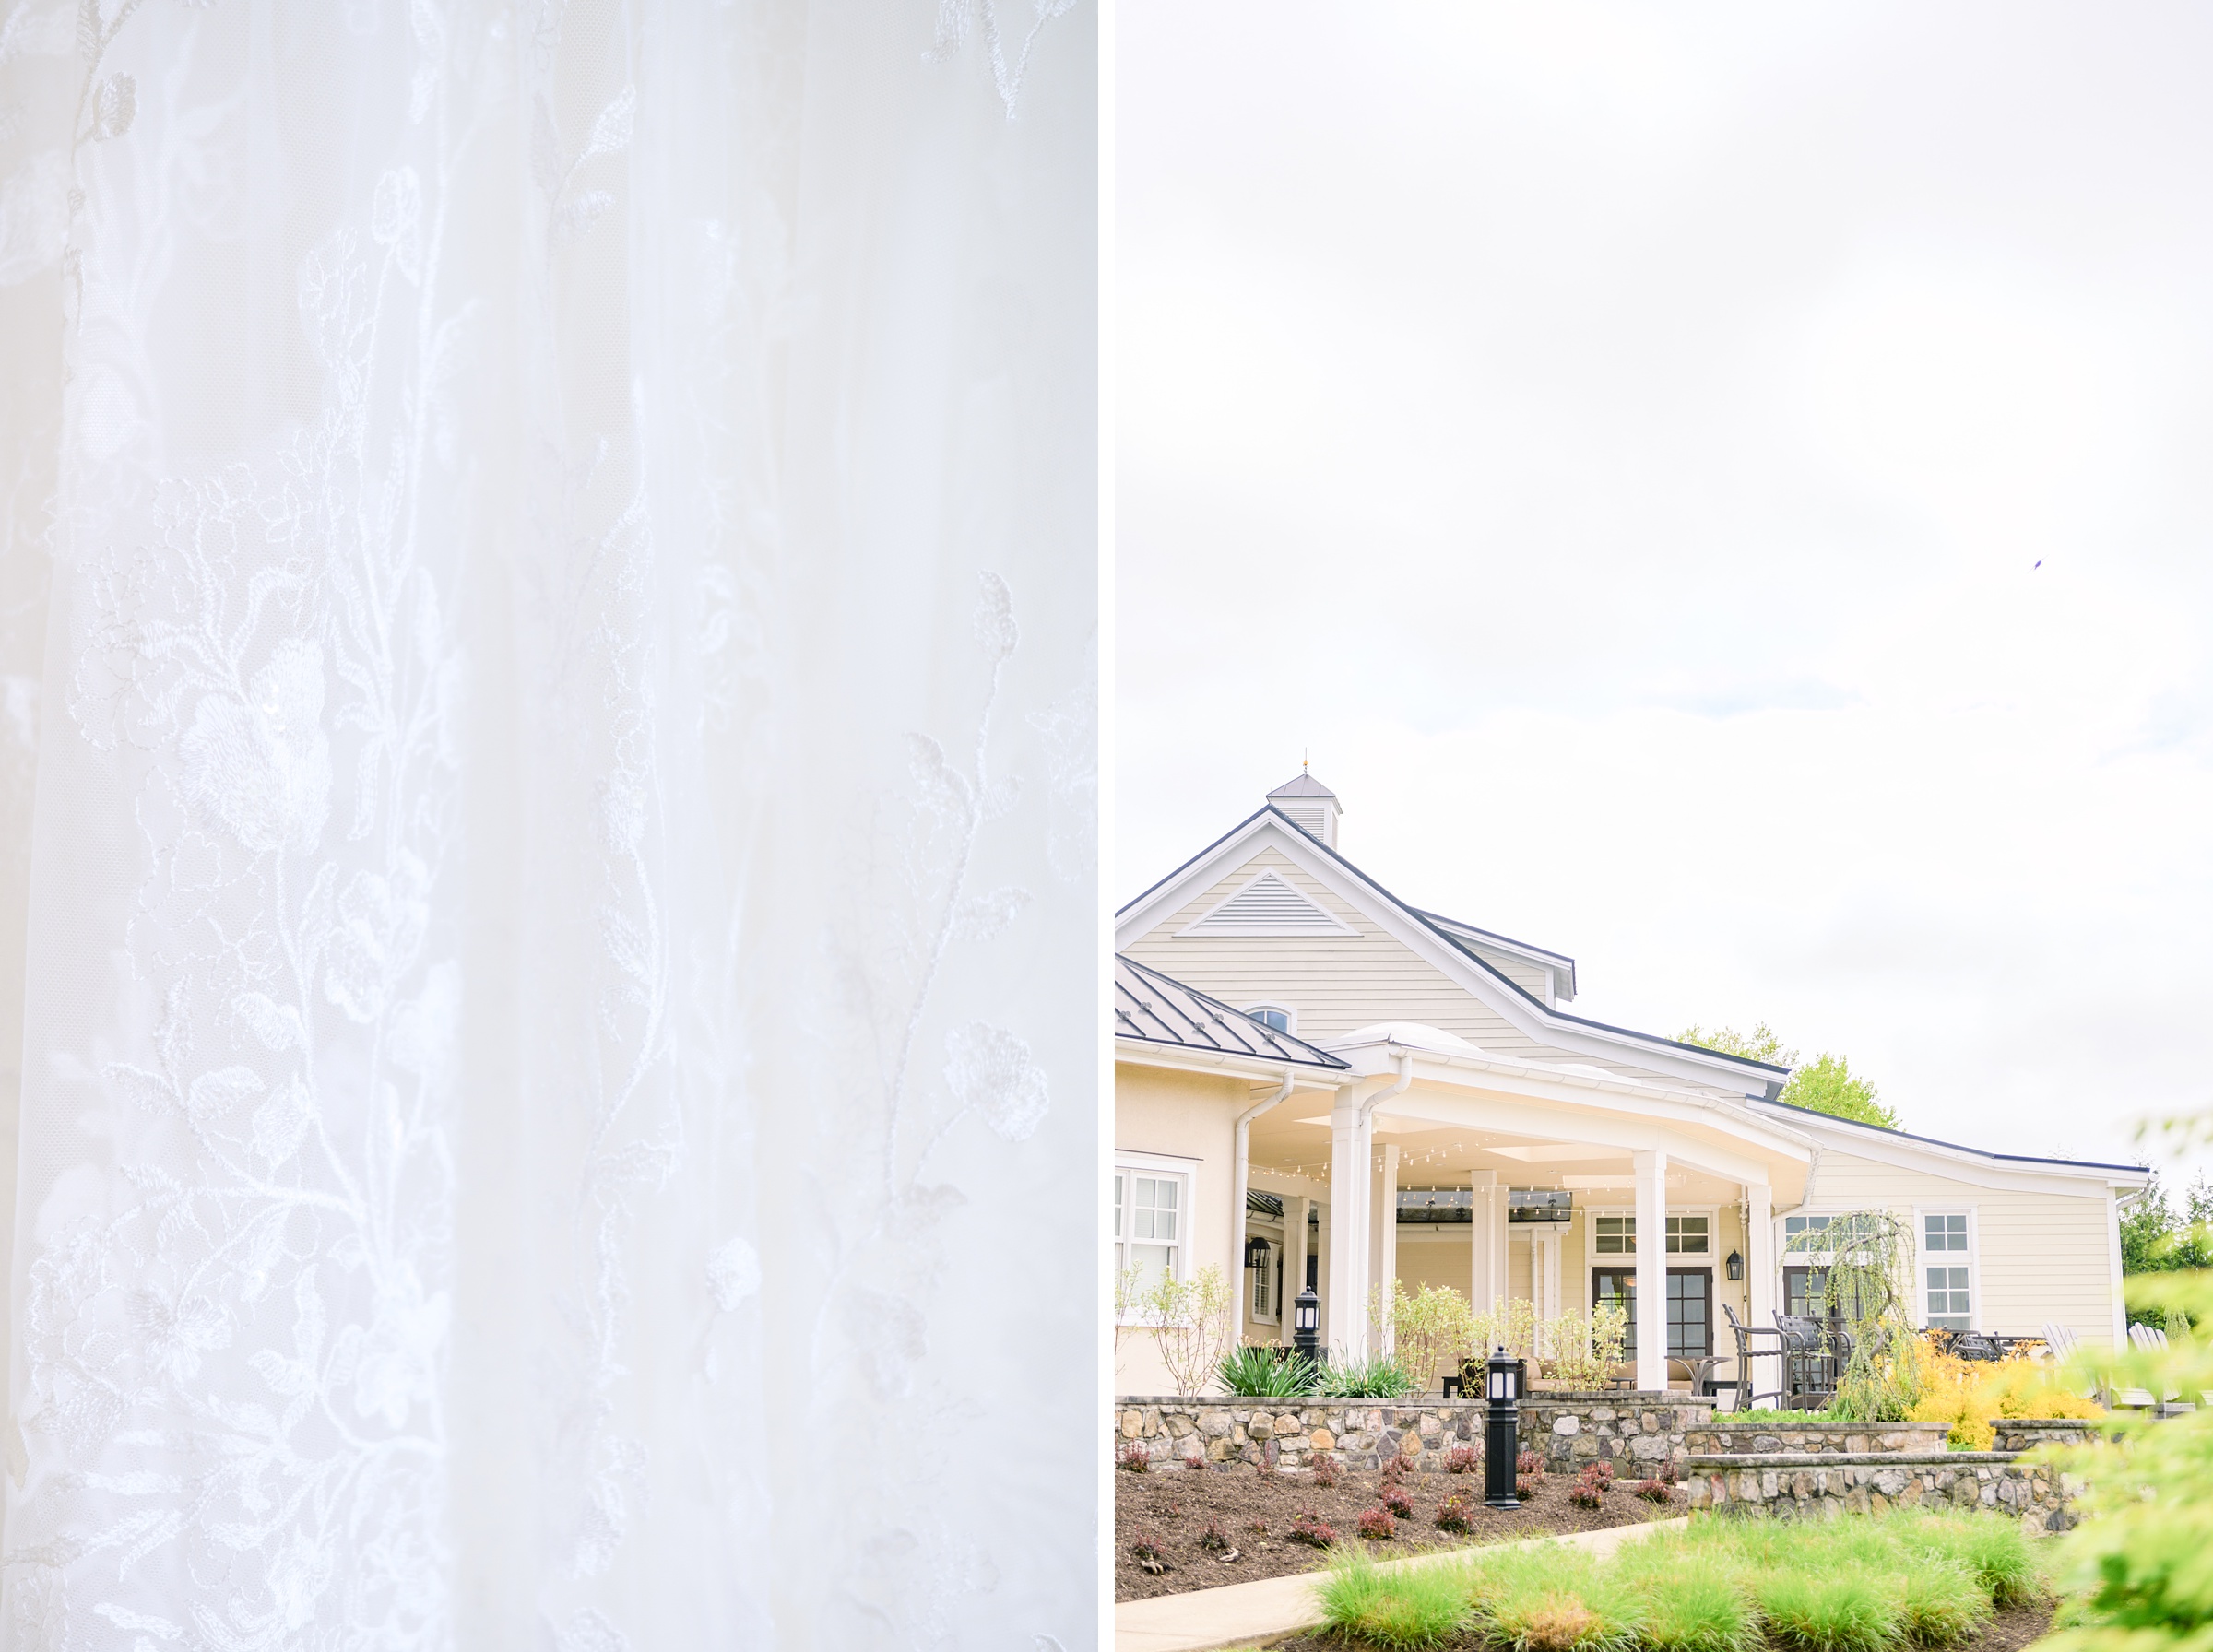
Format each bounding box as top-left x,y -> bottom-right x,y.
1120,0 -> 2213,1174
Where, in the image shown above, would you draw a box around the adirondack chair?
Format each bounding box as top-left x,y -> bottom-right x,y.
2128,1321 -> 2201,1414
2048,1320 -> 2151,1411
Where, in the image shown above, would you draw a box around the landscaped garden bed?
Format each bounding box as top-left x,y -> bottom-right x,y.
1272,1507 -> 2052,1650
1115,1449 -> 1675,1601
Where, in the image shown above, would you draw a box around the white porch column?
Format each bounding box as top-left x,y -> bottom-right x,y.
1493,1177 -> 1509,1314
1746,1183 -> 1775,1331
1468,1171 -> 1498,1315
1375,1144 -> 1401,1349
1284,1194 -> 1310,1349
1634,1150 -> 1668,1392
1329,1084 -> 1366,1359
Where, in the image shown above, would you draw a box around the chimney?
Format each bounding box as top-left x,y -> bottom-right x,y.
1265,770 -> 1341,850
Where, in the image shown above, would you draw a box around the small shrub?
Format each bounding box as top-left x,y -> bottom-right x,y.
1446,1445 -> 1479,1474
1520,1600 -> 1602,1652
1895,1562 -> 1994,1646
1129,1531 -> 1168,1575
1631,1478 -> 1675,1504
1383,1487 -> 1414,1517
1309,1452 -> 1341,1487
1217,1342 -> 1320,1398
1636,1558 -> 1759,1652
1517,1449 -> 1547,1479
1754,1568 -> 1901,1652
1319,1544 -> 1472,1650
1248,1518 -> 1268,1534
1289,1508 -> 1338,1549
1518,1473 -> 1540,1497
1436,1492 -> 1476,1532
1380,1450 -> 1414,1481
1320,1350 -> 1422,1398
1569,1481 -> 1604,1509
1357,1506 -> 1399,1541
1117,1442 -> 1149,1473
1197,1519 -> 1232,1553
1580,1459 -> 1616,1488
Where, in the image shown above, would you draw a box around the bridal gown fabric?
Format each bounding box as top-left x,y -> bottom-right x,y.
0,3 -> 1097,1647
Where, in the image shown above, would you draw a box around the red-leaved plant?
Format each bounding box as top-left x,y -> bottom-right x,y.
1288,1509 -> 1337,1549
1198,1519 -> 1234,1552
1516,1449 -> 1546,1478
1118,1443 -> 1150,1473
1382,1487 -> 1414,1517
1631,1478 -> 1675,1504
1355,1507 -> 1398,1541
1445,1446 -> 1479,1474
1309,1453 -> 1341,1487
1435,1493 -> 1475,1533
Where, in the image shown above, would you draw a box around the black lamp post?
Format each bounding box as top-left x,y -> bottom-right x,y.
1483,1345 -> 1522,1508
1293,1285 -> 1320,1361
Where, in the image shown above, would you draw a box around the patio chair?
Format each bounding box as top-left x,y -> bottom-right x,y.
2048,1319 -> 2151,1412
1722,1304 -> 1785,1412
1771,1312 -> 1842,1410
2129,1322 -> 2199,1415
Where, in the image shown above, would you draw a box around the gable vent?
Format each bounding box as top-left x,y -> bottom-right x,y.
1179,870 -> 1355,937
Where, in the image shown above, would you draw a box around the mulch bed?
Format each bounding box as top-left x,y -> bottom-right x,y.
1265,1599 -> 2057,1651
1115,1457 -> 1670,1602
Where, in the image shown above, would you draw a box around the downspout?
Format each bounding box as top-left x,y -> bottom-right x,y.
1232,1068 -> 1297,1324
1355,1049 -> 1415,1344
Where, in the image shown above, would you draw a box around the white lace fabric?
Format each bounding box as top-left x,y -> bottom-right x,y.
0,4 -> 1096,1647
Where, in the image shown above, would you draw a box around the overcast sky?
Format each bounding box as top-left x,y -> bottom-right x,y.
1117,3 -> 2213,1180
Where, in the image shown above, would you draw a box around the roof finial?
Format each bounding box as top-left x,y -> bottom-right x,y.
1303,748 -> 1309,773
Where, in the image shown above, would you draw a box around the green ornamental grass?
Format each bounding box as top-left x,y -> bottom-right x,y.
1312,1509 -> 2040,1652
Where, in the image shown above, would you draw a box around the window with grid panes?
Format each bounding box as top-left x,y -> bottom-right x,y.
1114,1166 -> 1186,1295
1923,1213 -> 1971,1329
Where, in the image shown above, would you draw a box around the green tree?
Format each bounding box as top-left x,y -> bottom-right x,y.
2116,1173 -> 2213,1326
1676,1023 -> 1900,1130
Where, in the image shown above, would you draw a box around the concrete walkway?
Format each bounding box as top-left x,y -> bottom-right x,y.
1115,1516 -> 1687,1652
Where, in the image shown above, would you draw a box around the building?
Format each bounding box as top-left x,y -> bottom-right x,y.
1112,773 -> 2148,1398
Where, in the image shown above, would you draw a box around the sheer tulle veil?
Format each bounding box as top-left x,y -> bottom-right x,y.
0,3 -> 1096,1646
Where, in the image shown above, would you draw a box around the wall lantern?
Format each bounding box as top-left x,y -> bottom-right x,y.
1244,1235 -> 1272,1269
1294,1286 -> 1320,1360
1483,1345 -> 1523,1508
1726,1250 -> 1744,1281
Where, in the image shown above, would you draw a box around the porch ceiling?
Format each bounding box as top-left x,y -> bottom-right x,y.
1244,1076 -> 1810,1206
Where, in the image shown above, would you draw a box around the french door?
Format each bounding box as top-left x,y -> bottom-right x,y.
1592,1267 -> 1714,1361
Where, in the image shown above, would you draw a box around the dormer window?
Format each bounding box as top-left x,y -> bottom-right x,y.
1245,1004 -> 1294,1034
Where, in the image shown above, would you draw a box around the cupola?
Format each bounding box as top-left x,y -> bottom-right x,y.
1265,770 -> 1341,849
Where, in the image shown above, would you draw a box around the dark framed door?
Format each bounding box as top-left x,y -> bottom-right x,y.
1593,1267 -> 1714,1362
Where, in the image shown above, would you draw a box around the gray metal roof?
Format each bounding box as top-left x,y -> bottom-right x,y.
1266,772 -> 1338,800
1115,954 -> 1350,1069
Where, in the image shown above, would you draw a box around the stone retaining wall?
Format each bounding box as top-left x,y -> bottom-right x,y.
1114,1393 -> 1712,1474
1992,1419 -> 2097,1453
1685,1422 -> 1951,1457
1684,1452 -> 2079,1531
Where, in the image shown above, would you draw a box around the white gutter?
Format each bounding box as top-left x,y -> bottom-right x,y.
1231,1069 -> 1296,1292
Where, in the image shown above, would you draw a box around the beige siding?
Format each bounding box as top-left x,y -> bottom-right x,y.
1116,1064 -> 1244,1396
1807,1150 -> 2118,1348
1397,1233 -> 1474,1298
1124,847 -> 1561,1057
1461,940 -> 1550,1001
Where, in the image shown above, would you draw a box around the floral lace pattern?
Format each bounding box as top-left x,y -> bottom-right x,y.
1,2 -> 1095,1647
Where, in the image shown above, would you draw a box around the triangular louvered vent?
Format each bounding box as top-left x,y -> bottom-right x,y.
1178,869 -> 1355,937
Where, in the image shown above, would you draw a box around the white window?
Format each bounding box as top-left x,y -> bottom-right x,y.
1920,1210 -> 1975,1331
1244,1003 -> 1295,1034
1114,1154 -> 1194,1306
1250,1243 -> 1276,1321
1592,1211 -> 1711,1255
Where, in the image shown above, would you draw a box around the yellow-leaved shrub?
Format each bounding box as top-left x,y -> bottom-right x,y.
1905,1338 -> 2102,1449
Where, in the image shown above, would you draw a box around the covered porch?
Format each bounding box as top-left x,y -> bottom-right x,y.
1238,1024 -> 1815,1395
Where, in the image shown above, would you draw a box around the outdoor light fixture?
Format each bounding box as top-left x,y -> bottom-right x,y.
1294,1286 -> 1320,1360
1726,1250 -> 1744,1281
1244,1235 -> 1271,1269
1483,1345 -> 1523,1508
